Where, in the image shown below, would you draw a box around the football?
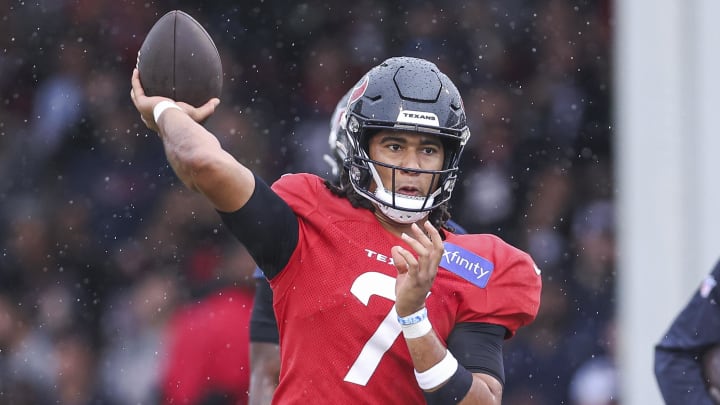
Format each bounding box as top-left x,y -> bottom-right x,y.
136,10 -> 222,107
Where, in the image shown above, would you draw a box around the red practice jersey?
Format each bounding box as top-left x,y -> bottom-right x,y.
269,174 -> 541,404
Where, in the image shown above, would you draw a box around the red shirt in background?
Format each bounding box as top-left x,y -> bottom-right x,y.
162,287 -> 254,405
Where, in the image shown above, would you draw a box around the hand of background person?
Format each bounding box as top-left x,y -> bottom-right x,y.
704,344 -> 720,404
708,386 -> 720,404
130,68 -> 219,132
391,222 -> 443,317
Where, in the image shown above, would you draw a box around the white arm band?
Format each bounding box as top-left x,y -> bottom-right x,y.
153,100 -> 182,124
414,350 -> 459,390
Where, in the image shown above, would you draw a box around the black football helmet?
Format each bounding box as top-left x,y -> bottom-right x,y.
341,56 -> 470,223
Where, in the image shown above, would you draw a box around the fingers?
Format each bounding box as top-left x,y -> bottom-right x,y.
131,66 -> 220,128
391,246 -> 414,275
130,69 -> 153,129
206,98 -> 221,108
195,98 -> 221,120
395,221 -> 443,277
422,221 -> 443,249
131,68 -> 145,97
401,222 -> 441,259
175,97 -> 220,122
393,222 -> 440,315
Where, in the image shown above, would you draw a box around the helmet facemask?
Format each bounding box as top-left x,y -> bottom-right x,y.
341,57 -> 470,224
344,115 -> 468,224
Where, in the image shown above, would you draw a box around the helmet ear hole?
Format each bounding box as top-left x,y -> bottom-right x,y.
349,162 -> 371,186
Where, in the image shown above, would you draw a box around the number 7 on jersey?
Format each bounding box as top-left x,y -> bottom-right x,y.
343,271 -> 430,386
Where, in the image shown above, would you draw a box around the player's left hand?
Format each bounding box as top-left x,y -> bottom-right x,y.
391,221 -> 443,317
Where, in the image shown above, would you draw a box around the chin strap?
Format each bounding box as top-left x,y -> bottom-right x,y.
375,199 -> 430,224
367,160 -> 439,224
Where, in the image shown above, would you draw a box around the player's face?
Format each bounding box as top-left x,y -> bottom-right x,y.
367,130 -> 445,197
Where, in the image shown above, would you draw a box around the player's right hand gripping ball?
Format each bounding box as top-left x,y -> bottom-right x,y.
137,10 -> 222,107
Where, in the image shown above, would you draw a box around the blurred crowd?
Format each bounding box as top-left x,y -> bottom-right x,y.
0,1 -> 615,404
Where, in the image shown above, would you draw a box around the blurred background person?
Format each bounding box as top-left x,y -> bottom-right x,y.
655,260 -> 720,405
160,238 -> 256,405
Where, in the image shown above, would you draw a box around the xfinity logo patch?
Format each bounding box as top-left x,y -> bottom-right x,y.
396,110 -> 439,127
440,242 -> 494,288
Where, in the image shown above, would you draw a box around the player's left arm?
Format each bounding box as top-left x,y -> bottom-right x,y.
392,222 -> 503,404
398,320 -> 504,404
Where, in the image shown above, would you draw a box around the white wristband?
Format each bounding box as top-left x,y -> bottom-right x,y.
397,307 -> 427,325
414,350 -> 459,390
153,100 -> 181,124
401,317 -> 433,339
397,307 -> 432,339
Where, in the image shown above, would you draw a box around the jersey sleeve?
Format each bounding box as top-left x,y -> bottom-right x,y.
267,174 -> 331,291
217,174 -> 299,279
455,235 -> 542,338
270,173 -> 325,214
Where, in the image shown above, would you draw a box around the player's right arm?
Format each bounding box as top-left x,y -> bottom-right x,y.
130,68 -> 253,212
131,68 -> 298,278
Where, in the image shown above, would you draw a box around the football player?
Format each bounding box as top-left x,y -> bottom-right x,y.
655,259 -> 720,404
247,91 -> 468,404
131,56 -> 542,404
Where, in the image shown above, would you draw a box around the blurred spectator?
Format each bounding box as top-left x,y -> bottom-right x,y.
99,271 -> 179,404
519,164 -> 574,270
51,331 -> 109,404
454,86 -> 519,237
160,240 -> 256,405
503,276 -> 590,405
568,356 -> 618,405
27,39 -> 88,167
568,319 -> 619,405
0,293 -> 56,404
655,260 -> 720,404
568,198 -> 615,326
